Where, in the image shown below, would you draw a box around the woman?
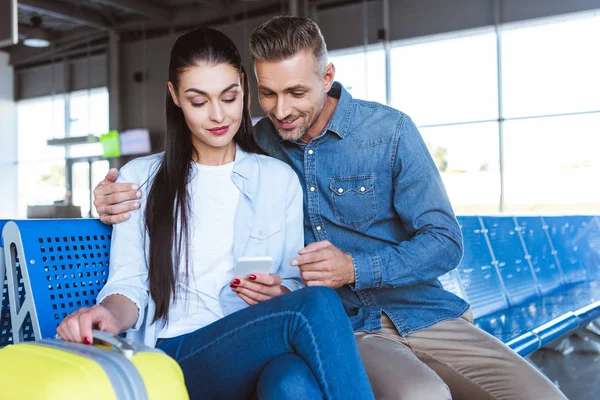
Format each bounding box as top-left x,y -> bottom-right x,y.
57,27 -> 374,400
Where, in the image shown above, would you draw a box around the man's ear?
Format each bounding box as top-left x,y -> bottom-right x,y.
323,62 -> 335,93
168,82 -> 181,108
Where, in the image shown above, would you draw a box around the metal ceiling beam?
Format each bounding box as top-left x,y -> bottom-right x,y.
11,42 -> 108,67
91,0 -> 171,20
117,0 -> 280,31
19,0 -> 113,30
17,23 -> 59,41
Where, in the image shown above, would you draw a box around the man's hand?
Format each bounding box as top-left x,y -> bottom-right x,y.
94,168 -> 141,225
291,240 -> 355,288
230,273 -> 290,305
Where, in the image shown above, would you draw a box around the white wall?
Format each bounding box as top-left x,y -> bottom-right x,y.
0,51 -> 17,218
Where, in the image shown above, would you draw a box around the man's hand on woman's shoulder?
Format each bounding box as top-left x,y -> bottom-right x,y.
94,168 -> 142,225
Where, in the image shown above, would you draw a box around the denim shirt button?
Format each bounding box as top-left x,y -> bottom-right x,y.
360,187 -> 366,192
337,188 -> 344,193
316,226 -> 322,231
308,149 -> 314,155
310,186 -> 316,192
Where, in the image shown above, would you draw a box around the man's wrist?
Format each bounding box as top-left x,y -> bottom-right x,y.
345,252 -> 356,285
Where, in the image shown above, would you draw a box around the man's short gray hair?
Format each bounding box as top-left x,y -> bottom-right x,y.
249,16 -> 328,75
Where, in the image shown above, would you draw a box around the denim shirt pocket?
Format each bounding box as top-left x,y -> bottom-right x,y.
247,219 -> 283,269
329,175 -> 376,229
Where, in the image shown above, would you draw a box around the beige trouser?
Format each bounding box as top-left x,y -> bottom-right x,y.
354,310 -> 567,400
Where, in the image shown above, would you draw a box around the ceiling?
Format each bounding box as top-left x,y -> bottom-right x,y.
9,0 -> 361,67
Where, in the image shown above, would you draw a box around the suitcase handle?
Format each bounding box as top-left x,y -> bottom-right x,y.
92,330 -> 136,359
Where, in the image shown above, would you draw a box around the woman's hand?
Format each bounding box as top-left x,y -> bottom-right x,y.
56,304 -> 121,345
230,273 -> 290,305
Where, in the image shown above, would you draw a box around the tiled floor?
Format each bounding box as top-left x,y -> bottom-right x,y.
530,333 -> 600,400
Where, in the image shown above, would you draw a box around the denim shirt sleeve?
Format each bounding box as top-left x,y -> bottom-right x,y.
350,116 -> 464,291
279,168 -> 305,292
96,159 -> 150,331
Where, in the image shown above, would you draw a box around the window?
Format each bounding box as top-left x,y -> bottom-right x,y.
329,45 -> 387,104
17,96 -> 67,217
502,15 -> 600,118
420,122 -> 500,213
391,32 -> 498,126
503,114 -> 600,212
68,88 -> 109,158
17,88 -> 110,218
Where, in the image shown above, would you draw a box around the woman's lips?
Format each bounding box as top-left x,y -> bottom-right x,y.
207,125 -> 230,135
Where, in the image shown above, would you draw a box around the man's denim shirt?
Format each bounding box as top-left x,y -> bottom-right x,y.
254,82 -> 470,335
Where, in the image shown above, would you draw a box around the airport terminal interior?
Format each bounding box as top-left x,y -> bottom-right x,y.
1,0 -> 599,398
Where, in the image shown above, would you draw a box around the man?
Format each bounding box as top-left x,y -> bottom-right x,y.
94,16 -> 566,399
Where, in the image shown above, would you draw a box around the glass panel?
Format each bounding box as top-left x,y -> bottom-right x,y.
71,160 -> 110,218
17,160 -> 66,218
502,15 -> 600,118
72,162 -> 91,218
391,32 -> 498,125
17,96 -> 67,218
68,88 -> 109,158
17,95 -> 65,162
329,46 -> 387,104
91,160 -> 110,218
503,113 -> 600,212
420,122 -> 500,213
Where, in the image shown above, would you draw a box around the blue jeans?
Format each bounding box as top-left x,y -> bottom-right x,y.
156,286 -> 374,400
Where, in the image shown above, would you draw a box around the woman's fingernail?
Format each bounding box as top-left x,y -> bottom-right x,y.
291,259 -> 299,266
84,337 -> 92,345
132,185 -> 139,190
248,274 -> 256,281
232,278 -> 240,285
230,284 -> 238,289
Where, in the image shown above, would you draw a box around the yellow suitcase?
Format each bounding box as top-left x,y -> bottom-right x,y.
0,330 -> 189,400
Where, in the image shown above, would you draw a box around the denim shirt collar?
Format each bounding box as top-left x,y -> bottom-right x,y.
324,81 -> 352,139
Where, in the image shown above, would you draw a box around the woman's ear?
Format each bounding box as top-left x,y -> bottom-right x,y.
168,82 -> 181,108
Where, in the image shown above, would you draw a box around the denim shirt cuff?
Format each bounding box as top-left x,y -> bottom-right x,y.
349,251 -> 382,291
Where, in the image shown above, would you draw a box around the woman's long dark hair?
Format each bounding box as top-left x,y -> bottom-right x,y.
145,27 -> 263,324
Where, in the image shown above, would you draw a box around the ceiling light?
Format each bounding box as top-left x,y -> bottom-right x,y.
23,16 -> 50,48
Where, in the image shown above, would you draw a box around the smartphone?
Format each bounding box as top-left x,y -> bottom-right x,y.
234,256 -> 273,277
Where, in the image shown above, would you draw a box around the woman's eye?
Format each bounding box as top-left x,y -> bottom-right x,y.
191,102 -> 206,108
223,96 -> 238,103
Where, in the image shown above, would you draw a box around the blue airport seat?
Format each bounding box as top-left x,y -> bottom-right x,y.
515,216 -> 565,294
438,270 -> 463,298
474,297 -> 578,355
1,220 -> 11,346
481,216 -> 540,305
540,216 -> 600,324
2,219 -> 111,342
456,216 -> 508,318
468,215 -> 600,356
544,216 -> 591,284
1,215 -> 599,360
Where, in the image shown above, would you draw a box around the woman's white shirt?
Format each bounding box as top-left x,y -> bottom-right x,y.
96,146 -> 305,346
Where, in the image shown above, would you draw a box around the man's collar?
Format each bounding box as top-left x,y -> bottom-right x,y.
323,81 -> 352,139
